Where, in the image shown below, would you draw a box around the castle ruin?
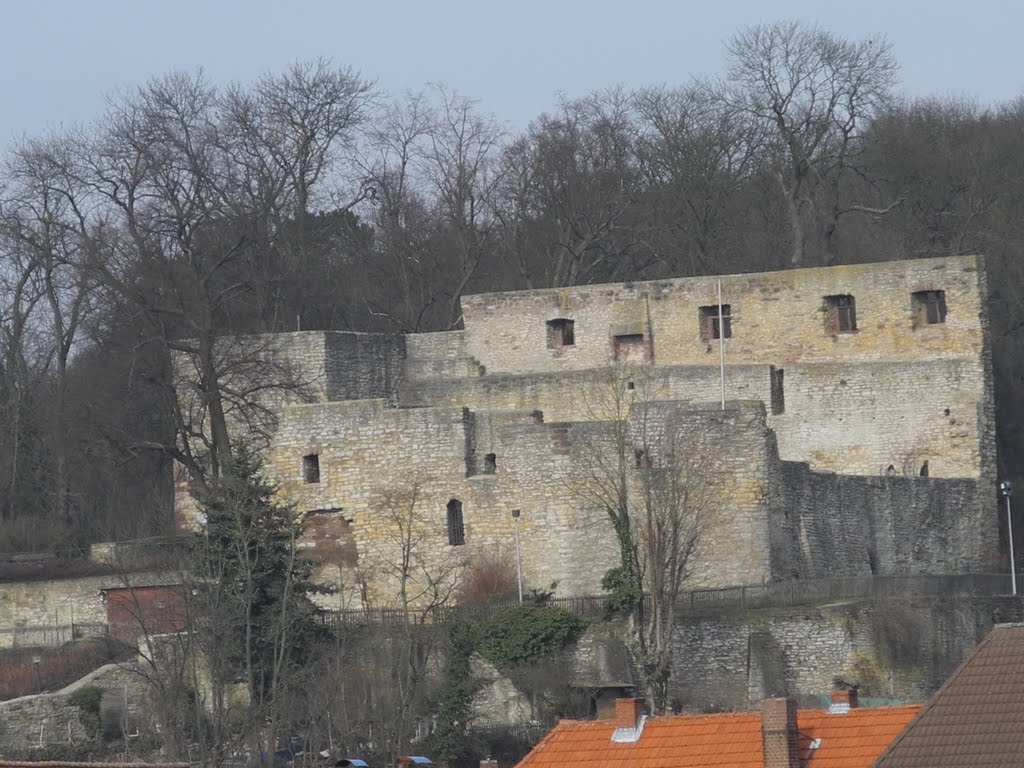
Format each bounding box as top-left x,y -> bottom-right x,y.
174,255 -> 998,608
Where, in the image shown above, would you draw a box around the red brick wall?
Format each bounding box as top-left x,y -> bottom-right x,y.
105,586 -> 188,644
302,511 -> 357,566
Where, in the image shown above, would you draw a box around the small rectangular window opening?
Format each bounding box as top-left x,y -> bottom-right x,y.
546,318 -> 575,349
825,295 -> 857,334
447,499 -> 465,546
912,290 -> 947,326
483,453 -> 497,474
302,454 -> 320,484
613,334 -> 647,363
699,305 -> 732,340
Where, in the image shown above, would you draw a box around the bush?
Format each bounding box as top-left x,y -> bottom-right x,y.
473,604 -> 587,670
432,605 -> 586,764
460,550 -> 519,606
68,685 -> 104,739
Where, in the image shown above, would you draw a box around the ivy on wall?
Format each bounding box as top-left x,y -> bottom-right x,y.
475,605 -> 587,670
68,685 -> 104,740
431,604 -> 587,765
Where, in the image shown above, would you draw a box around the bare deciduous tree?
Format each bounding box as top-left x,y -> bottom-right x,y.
360,479 -> 466,759
572,367 -> 713,712
0,134 -> 104,527
720,21 -> 899,264
72,65 -> 372,492
633,85 -> 763,276
361,86 -> 503,330
494,89 -> 647,288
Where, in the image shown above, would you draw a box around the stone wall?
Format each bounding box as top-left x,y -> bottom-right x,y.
768,359 -> 987,477
780,466 -> 996,578
460,256 -> 986,372
459,256 -> 992,482
0,576 -> 110,629
405,330 -> 469,360
0,661 -> 153,753
173,330 -> 406,412
266,383 -> 993,606
668,595 -> 1024,713
266,396 -> 789,604
267,399 -> 613,603
401,364 -> 775,422
622,401 -> 777,588
325,332 -> 406,402
171,254 -> 998,605
0,572 -> 176,644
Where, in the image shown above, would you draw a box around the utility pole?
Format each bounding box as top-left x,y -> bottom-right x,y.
1001,481 -> 1016,596
512,509 -> 523,603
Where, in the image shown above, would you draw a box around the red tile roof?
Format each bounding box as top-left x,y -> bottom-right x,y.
515,705 -> 920,768
798,707 -> 921,767
874,623 -> 1024,767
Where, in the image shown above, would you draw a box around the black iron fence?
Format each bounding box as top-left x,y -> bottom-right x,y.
675,572 -> 1010,612
316,572 -> 1014,627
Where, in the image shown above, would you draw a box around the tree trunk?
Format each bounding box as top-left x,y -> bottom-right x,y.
787,191 -> 805,266
199,334 -> 233,477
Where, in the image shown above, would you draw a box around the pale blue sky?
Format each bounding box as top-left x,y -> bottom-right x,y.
1,0 -> 1021,145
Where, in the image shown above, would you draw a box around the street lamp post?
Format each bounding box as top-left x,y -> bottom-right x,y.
1000,481 -> 1016,596
512,509 -> 523,604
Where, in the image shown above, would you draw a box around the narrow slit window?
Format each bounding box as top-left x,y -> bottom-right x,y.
770,368 -> 785,415
447,499 -> 465,546
824,295 -> 857,334
912,290 -> 947,326
302,454 -> 320,484
699,305 -> 732,340
483,453 -> 497,474
546,318 -> 575,349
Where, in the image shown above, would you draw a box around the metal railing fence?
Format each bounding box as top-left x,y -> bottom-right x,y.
316,572 -> 1013,627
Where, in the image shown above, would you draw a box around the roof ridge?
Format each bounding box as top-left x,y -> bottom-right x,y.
799,704 -> 922,718
870,625 -> 1001,767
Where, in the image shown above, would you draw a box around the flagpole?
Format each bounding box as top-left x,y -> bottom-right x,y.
718,280 -> 726,410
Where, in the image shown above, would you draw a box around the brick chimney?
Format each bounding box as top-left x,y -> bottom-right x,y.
761,697 -> 800,768
614,697 -> 646,729
829,688 -> 859,714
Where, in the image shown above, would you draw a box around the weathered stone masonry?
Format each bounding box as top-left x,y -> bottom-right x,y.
175,255 -> 998,606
